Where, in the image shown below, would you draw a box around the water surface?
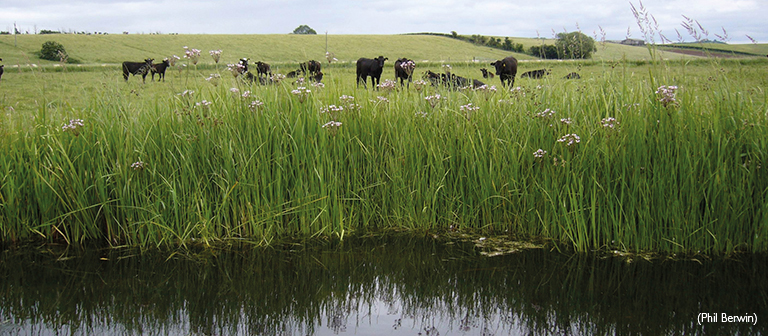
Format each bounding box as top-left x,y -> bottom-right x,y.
1,236 -> 764,335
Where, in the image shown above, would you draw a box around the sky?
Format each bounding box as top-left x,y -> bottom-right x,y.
2,0 -> 765,44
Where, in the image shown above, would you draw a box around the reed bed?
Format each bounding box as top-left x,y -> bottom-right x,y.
0,58 -> 766,254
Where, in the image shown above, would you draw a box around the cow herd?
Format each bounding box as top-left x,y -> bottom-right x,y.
120,55 -> 580,88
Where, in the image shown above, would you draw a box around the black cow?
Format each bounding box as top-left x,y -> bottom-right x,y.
472,79 -> 486,88
310,71 -> 323,83
286,69 -> 301,78
520,68 -> 551,79
255,61 -> 271,77
394,58 -> 416,87
423,70 -> 442,86
480,68 -> 495,79
563,72 -> 581,79
490,56 -> 518,87
300,60 -> 321,76
356,56 -> 388,88
122,58 -> 154,83
0,65 -> 4,82
150,59 -> 170,82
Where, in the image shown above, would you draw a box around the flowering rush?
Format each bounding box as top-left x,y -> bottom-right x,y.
249,100 -> 264,111
534,108 -> 556,118
131,161 -> 145,170
655,85 -> 679,107
425,94 -> 445,108
183,46 -> 202,64
209,49 -> 222,63
557,133 -> 581,146
601,117 -> 617,129
460,103 -> 480,112
533,149 -> 547,158
62,119 -> 85,135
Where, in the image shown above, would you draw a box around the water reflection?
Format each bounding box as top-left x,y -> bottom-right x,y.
1,237 -> 765,335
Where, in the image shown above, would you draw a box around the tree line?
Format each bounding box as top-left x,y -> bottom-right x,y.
414,31 -> 597,59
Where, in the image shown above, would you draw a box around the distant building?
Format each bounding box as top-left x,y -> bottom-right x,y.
621,38 -> 645,46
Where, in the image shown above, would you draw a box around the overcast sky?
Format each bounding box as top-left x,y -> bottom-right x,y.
2,0 -> 764,44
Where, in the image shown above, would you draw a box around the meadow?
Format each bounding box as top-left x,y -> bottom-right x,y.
0,34 -> 767,255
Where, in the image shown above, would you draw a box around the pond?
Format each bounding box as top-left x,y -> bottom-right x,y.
1,236 -> 765,335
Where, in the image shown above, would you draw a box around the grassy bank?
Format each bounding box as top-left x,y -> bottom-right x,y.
0,52 -> 767,254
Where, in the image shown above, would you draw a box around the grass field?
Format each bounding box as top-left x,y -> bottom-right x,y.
1,34 -> 767,254
0,33 -> 732,68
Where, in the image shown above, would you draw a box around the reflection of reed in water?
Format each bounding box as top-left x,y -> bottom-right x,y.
0,237 -> 765,335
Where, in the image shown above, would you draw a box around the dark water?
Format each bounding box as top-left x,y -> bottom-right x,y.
0,236 -> 765,335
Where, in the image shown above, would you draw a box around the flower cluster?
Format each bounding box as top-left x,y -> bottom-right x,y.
534,108 -> 556,118
425,94 -> 446,108
311,82 -> 325,88
178,90 -> 195,98
229,88 -> 240,94
474,85 -> 497,93
656,85 -> 679,107
291,87 -> 311,103
322,121 -> 343,135
560,118 -> 573,125
412,79 -> 428,92
325,52 -> 338,64
183,46 -> 202,65
460,103 -> 479,112
241,91 -> 252,98
557,133 -> 581,146
205,73 -> 221,86
401,60 -> 416,74
340,95 -> 355,104
377,79 -> 397,92
321,104 -> 345,115
195,100 -> 212,109
169,55 -> 181,67
533,149 -> 547,158
601,117 -> 617,129
270,73 -> 286,83
227,63 -> 246,77
131,161 -> 145,171
415,111 -> 428,118
249,100 -> 264,111
62,119 -> 85,136
209,49 -> 222,63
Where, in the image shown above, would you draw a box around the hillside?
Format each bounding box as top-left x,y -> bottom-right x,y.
4,33 -> 766,68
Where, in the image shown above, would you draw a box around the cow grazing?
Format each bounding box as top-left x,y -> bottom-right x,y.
563,72 -> 581,79
394,58 -> 416,87
150,59 -> 170,82
122,58 -> 154,83
356,56 -> 388,89
423,70 -> 442,87
300,60 -> 322,76
520,68 -> 551,79
480,68 -> 495,79
255,61 -> 271,77
490,56 -> 518,87
286,69 -> 301,78
310,71 -> 324,83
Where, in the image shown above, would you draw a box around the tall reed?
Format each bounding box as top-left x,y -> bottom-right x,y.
0,59 -> 766,254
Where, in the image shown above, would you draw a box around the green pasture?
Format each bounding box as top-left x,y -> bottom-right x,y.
0,33 -> 737,69
1,34 -> 767,254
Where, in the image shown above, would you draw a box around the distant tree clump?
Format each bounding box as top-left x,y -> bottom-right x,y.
528,44 -> 559,59
292,25 -> 317,35
39,29 -> 61,34
38,41 -> 68,61
555,31 -> 597,59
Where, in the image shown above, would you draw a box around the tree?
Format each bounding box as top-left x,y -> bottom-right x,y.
292,25 -> 317,35
39,41 -> 68,61
555,31 -> 597,59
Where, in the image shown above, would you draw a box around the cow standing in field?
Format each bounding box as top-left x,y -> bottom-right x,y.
490,56 -> 518,87
122,58 -> 154,83
150,59 -> 170,82
394,58 -> 416,87
520,68 -> 551,79
255,61 -> 271,77
356,56 -> 388,89
0,58 -> 4,82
